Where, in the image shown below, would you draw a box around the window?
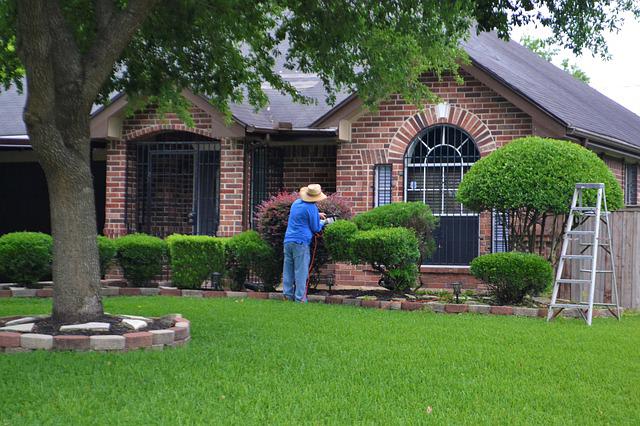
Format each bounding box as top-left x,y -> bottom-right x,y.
404,125 -> 481,265
626,164 -> 638,205
492,211 -> 509,253
374,164 -> 392,207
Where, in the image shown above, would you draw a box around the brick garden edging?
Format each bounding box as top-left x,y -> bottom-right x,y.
1,286 -> 622,321
0,314 -> 191,354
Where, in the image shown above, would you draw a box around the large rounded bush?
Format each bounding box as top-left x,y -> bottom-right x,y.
458,137 -> 624,213
115,233 -> 166,287
351,227 -> 420,292
470,252 -> 553,305
323,220 -> 358,262
166,234 -> 226,289
353,202 -> 438,263
0,232 -> 52,286
226,230 -> 278,291
97,236 -> 117,278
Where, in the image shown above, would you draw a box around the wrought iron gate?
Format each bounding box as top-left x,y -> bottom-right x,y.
250,145 -> 284,226
404,125 -> 480,265
126,138 -> 220,238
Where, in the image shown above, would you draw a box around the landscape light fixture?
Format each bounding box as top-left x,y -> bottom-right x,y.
452,281 -> 462,304
211,272 -> 223,291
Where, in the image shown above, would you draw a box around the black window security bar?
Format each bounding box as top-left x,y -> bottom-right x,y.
374,164 -> 393,207
625,163 -> 638,205
250,145 -> 284,227
404,125 -> 481,265
126,136 -> 221,238
492,210 -> 509,253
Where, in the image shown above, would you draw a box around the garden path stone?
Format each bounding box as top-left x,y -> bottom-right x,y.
268,292 -> 285,300
429,303 -> 446,313
468,304 -> 491,314
139,288 -> 160,296
90,335 -> 125,351
100,287 -> 120,297
513,307 -> 538,317
120,314 -> 152,322
226,291 -> 247,298
122,319 -> 148,330
21,333 -> 53,350
150,329 -> 175,345
0,323 -> 35,332
11,288 -> 37,297
343,298 -> 361,306
5,317 -> 38,326
59,322 -> 111,332
307,295 -> 326,303
182,290 -> 203,297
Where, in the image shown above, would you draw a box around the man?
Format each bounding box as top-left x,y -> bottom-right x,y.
283,184 -> 327,302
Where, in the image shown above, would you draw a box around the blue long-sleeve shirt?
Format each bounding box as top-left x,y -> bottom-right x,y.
284,199 -> 324,246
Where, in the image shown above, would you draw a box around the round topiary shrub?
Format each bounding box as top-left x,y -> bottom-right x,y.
115,233 -> 166,287
470,252 -> 553,305
226,230 -> 278,291
352,202 -> 438,264
323,220 -> 358,262
166,234 -> 227,289
97,236 -> 117,278
0,232 -> 53,286
458,137 -> 624,259
350,227 -> 420,292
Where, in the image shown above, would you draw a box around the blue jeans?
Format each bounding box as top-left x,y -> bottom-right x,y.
282,242 -> 310,302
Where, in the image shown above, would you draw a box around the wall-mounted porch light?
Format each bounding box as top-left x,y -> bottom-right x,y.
435,102 -> 450,120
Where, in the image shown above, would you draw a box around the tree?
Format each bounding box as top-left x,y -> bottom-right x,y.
520,35 -> 591,83
0,0 -> 637,323
457,137 -> 624,263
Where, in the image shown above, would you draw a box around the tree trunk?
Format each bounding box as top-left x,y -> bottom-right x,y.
33,129 -> 103,323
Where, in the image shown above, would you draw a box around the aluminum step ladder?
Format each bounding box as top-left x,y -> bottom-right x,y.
547,183 -> 620,325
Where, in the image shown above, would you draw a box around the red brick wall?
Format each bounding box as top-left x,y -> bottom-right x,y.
334,71 -> 534,288
103,139 -> 127,238
282,145 -> 337,193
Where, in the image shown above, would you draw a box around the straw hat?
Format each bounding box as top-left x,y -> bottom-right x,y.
300,184 -> 327,202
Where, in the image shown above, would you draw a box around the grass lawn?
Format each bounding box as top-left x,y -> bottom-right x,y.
1,297 -> 639,425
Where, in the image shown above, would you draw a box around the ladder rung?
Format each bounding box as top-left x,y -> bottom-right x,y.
579,242 -> 609,247
575,183 -> 605,189
562,255 -> 593,260
556,279 -> 591,285
566,230 -> 596,235
579,269 -> 613,273
549,303 -> 590,309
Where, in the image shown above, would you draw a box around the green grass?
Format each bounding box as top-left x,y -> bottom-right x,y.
1,297 -> 639,425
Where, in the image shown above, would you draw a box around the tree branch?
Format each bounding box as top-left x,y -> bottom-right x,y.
82,0 -> 158,105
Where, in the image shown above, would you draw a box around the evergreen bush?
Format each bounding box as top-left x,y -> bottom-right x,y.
97,235 -> 117,278
0,232 -> 52,286
166,234 -> 226,289
115,233 -> 166,287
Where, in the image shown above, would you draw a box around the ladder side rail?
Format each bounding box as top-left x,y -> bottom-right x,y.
548,188 -> 580,321
585,187 -> 603,325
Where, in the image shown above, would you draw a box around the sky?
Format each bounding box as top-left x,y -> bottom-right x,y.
510,13 -> 640,117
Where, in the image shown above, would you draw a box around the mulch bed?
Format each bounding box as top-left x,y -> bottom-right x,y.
31,315 -> 175,336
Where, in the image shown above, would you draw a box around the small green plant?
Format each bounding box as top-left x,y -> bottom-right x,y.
0,232 -> 52,286
115,233 -> 166,287
97,236 -> 117,278
226,231 -> 279,291
436,290 -> 454,303
470,252 -> 553,305
166,234 -> 227,289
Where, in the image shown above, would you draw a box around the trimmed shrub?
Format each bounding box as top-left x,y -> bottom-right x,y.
350,227 -> 420,292
97,236 -> 117,278
470,252 -> 553,305
323,220 -> 358,262
166,234 -> 226,289
353,202 -> 438,263
0,232 -> 52,286
458,137 -> 624,260
226,230 -> 278,291
254,191 -> 353,284
115,233 -> 166,287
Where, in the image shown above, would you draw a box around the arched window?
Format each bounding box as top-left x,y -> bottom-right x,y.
404,125 -> 480,265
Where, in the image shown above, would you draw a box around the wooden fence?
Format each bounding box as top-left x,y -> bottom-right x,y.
565,207 -> 640,309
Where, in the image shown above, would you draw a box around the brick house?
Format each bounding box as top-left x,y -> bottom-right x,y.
2,31 -> 640,288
